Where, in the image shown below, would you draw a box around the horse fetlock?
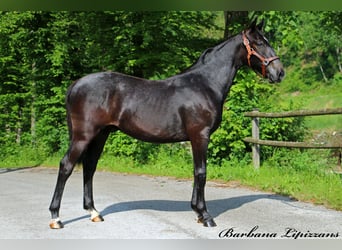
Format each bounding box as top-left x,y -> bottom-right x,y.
197,214 -> 216,227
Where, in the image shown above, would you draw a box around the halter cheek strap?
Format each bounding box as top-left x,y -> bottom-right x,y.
242,31 -> 279,77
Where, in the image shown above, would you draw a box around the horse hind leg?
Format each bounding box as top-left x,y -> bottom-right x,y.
82,127 -> 113,223
49,139 -> 90,229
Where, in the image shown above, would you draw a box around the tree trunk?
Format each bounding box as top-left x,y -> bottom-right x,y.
337,47 -> 342,73
31,90 -> 36,145
318,61 -> 328,83
223,11 -> 249,39
31,62 -> 37,145
5,110 -> 11,140
16,108 -> 22,145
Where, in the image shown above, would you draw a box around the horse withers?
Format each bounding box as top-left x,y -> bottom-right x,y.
49,19 -> 284,229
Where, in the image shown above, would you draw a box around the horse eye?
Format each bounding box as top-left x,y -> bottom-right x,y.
252,42 -> 263,49
255,41 -> 264,46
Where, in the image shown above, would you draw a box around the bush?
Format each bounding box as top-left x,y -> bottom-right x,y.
102,132 -> 157,164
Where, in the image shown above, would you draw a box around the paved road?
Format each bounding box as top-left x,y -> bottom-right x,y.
0,166 -> 341,239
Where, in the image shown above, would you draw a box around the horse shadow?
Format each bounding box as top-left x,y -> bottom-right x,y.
101,194 -> 293,218
63,193 -> 293,226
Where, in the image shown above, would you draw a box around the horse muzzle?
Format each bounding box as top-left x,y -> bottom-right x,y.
267,61 -> 285,83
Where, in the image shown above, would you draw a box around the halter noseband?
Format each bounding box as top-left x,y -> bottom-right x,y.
242,31 -> 279,77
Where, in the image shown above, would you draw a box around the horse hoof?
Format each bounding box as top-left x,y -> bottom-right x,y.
197,216 -> 217,227
203,219 -> 217,227
49,219 -> 64,229
91,214 -> 104,222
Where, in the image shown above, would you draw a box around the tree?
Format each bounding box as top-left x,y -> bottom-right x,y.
223,11 -> 248,39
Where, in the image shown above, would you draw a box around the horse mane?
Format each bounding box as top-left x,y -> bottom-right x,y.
180,37 -> 234,74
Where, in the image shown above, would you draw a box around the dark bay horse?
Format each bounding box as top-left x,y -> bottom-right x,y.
49,20 -> 284,229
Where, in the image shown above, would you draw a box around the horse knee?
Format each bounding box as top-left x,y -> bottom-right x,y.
58,164 -> 74,178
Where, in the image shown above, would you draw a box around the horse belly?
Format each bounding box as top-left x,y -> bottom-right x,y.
117,109 -> 188,143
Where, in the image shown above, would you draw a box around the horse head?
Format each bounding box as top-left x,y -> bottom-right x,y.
243,19 -> 285,83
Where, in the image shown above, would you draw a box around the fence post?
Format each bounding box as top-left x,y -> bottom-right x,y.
251,109 -> 260,168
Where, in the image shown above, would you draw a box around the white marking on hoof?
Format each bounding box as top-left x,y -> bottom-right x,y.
88,209 -> 100,220
52,217 -> 61,223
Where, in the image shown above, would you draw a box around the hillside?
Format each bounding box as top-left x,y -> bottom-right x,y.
276,71 -> 342,133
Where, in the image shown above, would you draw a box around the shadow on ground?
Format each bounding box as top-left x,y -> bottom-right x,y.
0,165 -> 41,174
64,194 -> 293,226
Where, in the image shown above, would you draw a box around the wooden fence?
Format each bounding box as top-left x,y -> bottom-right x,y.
244,107 -> 342,168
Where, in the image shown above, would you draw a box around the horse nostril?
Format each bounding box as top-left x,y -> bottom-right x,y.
278,69 -> 285,81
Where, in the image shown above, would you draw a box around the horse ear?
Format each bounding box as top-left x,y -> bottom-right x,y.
249,18 -> 258,31
257,19 -> 265,31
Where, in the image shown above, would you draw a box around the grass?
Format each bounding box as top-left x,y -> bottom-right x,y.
0,145 -> 47,168
248,166 -> 341,209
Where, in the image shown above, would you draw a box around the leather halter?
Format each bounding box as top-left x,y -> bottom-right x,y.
242,31 -> 279,77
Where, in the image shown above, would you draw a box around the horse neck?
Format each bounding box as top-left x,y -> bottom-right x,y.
185,33 -> 244,100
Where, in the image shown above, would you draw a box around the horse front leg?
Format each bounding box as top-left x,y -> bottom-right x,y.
190,135 -> 217,227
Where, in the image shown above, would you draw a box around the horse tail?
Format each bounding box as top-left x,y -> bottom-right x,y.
65,81 -> 77,141
65,80 -> 85,165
